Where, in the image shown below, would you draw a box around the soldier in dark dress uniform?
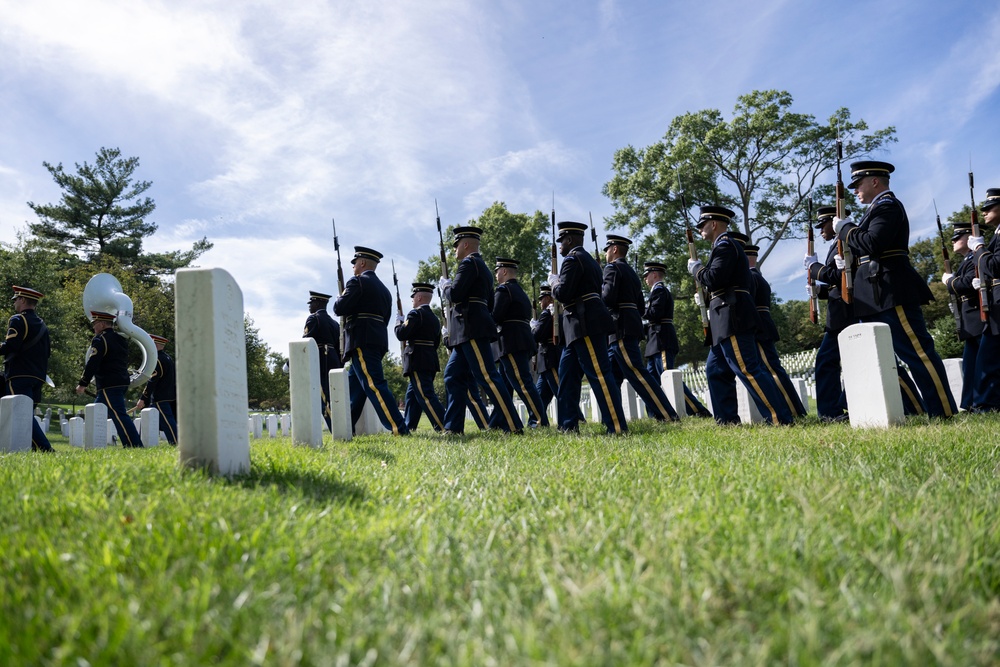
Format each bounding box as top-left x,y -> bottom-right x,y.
395,282 -> 447,432
531,284 -> 560,425
0,286 -> 54,451
805,206 -> 854,421
76,311 -> 143,447
602,235 -> 678,421
303,290 -> 342,432
942,223 -> 985,411
135,334 -> 178,444
743,241 -> 808,417
332,246 -> 408,435
641,262 -> 711,418
966,187 -> 1000,411
439,227 -> 523,434
493,258 -> 548,427
688,206 -> 795,425
833,161 -> 957,417
549,221 -> 627,434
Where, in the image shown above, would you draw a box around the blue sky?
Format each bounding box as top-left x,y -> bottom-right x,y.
2,0 -> 999,354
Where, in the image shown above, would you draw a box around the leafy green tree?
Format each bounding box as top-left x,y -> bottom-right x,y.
603,90 -> 895,275
27,147 -> 212,276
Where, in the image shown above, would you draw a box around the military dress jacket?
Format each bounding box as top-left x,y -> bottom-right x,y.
946,251 -> 988,341
443,252 -> 498,346
809,242 -> 856,333
140,350 -> 176,403
602,258 -> 645,342
643,281 -> 679,359
492,278 -> 535,356
971,233 -> 1000,335
394,304 -> 441,376
838,191 -> 933,318
0,309 -> 49,382
531,307 -> 562,371
333,270 -> 392,356
693,232 -> 760,347
749,268 -> 780,343
553,246 -> 614,345
304,308 -> 342,369
80,329 -> 131,390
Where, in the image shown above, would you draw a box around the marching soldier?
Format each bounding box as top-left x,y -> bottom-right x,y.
688,206 -> 795,425
602,235 -> 679,421
966,187 -> 1000,411
641,262 -> 711,418
833,161 -> 957,417
438,227 -> 523,434
744,240 -> 808,417
549,221 -> 627,434
135,334 -> 178,444
942,223 -> 984,410
76,311 -> 143,447
805,206 -> 853,421
394,282 -> 447,432
303,290 -> 342,432
0,286 -> 54,451
531,284 -> 560,425
493,258 -> 548,427
332,246 -> 409,435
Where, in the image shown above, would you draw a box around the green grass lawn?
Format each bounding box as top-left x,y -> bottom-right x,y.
2,415 -> 998,666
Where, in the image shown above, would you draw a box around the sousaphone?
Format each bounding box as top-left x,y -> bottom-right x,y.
82,273 -> 159,388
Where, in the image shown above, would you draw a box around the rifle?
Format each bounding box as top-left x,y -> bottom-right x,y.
332,217 -> 346,356
391,259 -> 405,357
969,164 -> 989,320
589,212 -> 601,264
807,198 -> 819,324
550,193 -> 561,345
835,133 -> 853,304
935,199 -> 962,334
530,277 -> 537,320
678,172 -> 710,338
435,199 -> 451,324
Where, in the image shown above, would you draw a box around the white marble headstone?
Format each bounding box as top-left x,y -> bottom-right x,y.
69,416 -> 84,447
266,414 -> 277,438
661,370 -> 686,420
289,338 -> 324,447
328,368 -> 353,441
354,400 -> 387,435
140,408 -> 159,447
84,403 -> 108,449
839,323 -> 904,427
0,394 -> 33,452
943,358 -> 964,411
176,267 -> 250,477
736,382 -> 765,424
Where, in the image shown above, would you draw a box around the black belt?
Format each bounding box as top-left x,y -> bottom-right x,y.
710,288 -> 750,298
618,303 -> 638,309
859,249 -> 908,264
411,340 -> 435,346
347,313 -> 383,321
467,297 -> 487,305
756,306 -> 770,312
575,292 -> 601,305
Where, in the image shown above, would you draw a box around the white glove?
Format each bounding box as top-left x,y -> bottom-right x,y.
395,314 -> 405,325
833,215 -> 853,234
972,277 -> 982,290
694,291 -> 704,307
834,254 -> 846,270
547,273 -> 560,288
529,318 -> 539,328
948,302 -> 957,315
546,303 -> 555,314
803,254 -> 818,269
805,285 -> 814,299
441,326 -> 449,338
941,272 -> 953,286
438,276 -> 452,293
687,258 -> 703,276
969,236 -> 985,252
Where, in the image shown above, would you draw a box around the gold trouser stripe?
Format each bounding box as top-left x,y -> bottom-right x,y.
584,336 -> 623,433
660,352 -> 668,374
549,367 -> 560,388
319,385 -> 330,421
356,348 -> 400,435
757,342 -> 798,415
730,336 -> 779,423
154,401 -> 178,442
896,306 -> 954,417
415,378 -> 444,431
507,354 -> 543,422
684,392 -> 698,413
100,389 -> 138,446
897,375 -> 924,415
617,339 -> 671,419
470,339 -> 517,431
467,390 -> 487,426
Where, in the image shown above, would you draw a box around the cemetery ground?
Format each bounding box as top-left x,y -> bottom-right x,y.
2,415 -> 998,666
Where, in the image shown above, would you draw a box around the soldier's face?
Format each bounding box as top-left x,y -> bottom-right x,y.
558,235 -> 574,257
853,176 -> 882,204
12,296 -> 25,313
820,221 -> 835,242
984,207 -> 999,228
953,234 -> 969,255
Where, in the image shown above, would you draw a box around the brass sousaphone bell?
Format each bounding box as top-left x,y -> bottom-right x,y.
82,273 -> 159,388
